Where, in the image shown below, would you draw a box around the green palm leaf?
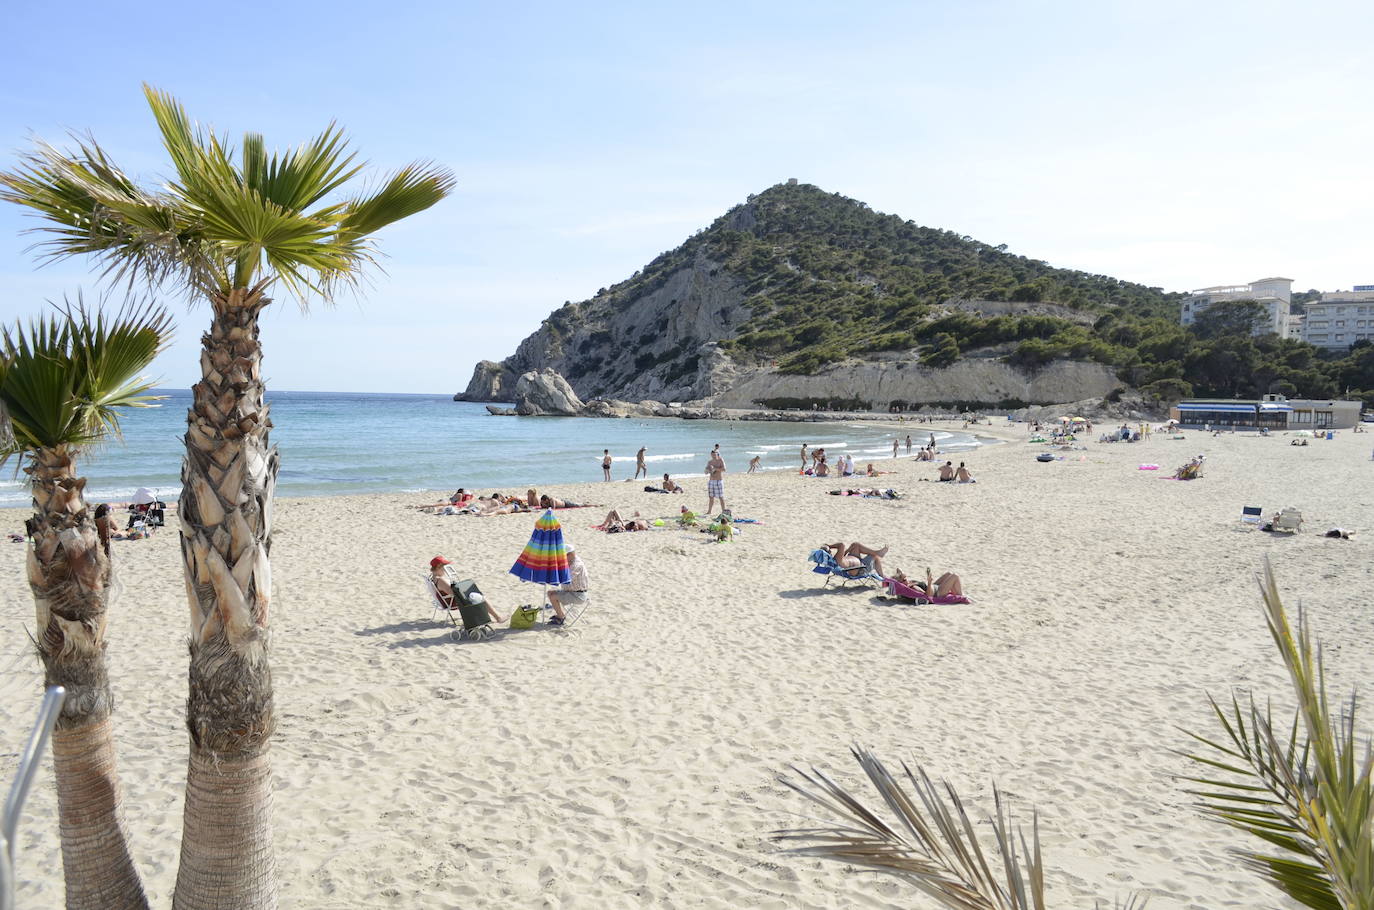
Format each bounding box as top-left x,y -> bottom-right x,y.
0,294 -> 172,464
1182,560 -> 1374,910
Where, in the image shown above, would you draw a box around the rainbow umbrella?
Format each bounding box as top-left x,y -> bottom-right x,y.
510,509 -> 572,586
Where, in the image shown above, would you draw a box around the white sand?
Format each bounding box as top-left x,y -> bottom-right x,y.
3,424 -> 1372,908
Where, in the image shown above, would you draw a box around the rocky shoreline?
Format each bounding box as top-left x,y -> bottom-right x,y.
476,367 -> 1164,424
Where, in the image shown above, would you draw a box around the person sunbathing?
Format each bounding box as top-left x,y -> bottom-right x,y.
819,541 -> 888,577
891,568 -> 964,598
603,509 -> 651,532
938,461 -> 955,481
954,462 -> 974,483
657,473 -> 683,493
815,457 -> 830,477
539,494 -> 584,509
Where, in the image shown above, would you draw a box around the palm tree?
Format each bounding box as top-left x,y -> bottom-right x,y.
0,87 -> 454,909
0,297 -> 171,910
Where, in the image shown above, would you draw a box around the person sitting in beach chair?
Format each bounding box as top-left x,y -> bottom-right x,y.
1174,456 -> 1204,480
809,542 -> 886,587
545,544 -> 590,626
427,556 -> 504,638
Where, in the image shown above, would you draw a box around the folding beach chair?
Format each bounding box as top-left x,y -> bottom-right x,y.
808,549 -> 882,588
1272,508 -> 1304,533
1240,505 -> 1264,529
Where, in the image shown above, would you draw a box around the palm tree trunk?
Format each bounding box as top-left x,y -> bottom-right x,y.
27,446 -> 148,910
173,285 -> 279,910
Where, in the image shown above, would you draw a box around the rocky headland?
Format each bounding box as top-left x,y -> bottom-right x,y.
458,181 -> 1186,418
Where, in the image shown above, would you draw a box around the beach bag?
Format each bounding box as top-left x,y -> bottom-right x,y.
510,605 -> 541,630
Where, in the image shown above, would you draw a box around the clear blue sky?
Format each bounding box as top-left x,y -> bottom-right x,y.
1,0 -> 1370,393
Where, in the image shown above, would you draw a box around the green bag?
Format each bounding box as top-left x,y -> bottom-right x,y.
510,605 -> 541,630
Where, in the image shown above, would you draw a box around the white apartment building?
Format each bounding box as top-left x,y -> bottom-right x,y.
1180,277 -> 1292,337
1302,288 -> 1374,350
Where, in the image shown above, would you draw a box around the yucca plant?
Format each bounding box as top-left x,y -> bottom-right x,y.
1,87 -> 454,909
1183,561 -> 1373,910
0,296 -> 171,910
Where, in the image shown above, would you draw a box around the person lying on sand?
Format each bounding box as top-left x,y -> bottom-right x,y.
819,541 -> 888,576
429,556 -> 504,623
891,567 -> 964,598
602,509 -> 651,532
539,494 -> 587,509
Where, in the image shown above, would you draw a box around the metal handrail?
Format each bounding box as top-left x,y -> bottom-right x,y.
1,686 -> 66,910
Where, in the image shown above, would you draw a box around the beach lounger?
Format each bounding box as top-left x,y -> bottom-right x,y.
1240,505 -> 1264,529
882,576 -> 972,605
808,549 -> 882,588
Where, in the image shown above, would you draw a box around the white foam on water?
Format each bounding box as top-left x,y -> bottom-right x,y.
610,452 -> 697,463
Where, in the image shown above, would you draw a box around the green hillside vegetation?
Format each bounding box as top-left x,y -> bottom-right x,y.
556,183 -> 1374,407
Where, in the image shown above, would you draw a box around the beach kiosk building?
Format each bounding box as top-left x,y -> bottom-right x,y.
1171,396 -> 1361,429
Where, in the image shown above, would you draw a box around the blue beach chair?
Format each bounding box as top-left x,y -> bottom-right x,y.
808,548 -> 882,588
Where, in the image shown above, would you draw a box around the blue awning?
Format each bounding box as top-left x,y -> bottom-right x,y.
1177,403 -> 1257,412
1260,403 -> 1293,411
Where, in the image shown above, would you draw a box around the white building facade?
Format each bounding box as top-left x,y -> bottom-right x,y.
1180,277 -> 1292,337
1301,288 -> 1374,350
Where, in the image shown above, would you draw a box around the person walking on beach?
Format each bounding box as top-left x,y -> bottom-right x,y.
905,434 -> 912,455
892,438 -> 899,458
748,455 -> 761,473
635,446 -> 647,480
602,449 -> 613,482
800,443 -> 808,472
706,448 -> 727,515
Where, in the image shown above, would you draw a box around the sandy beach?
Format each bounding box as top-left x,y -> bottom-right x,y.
3,423 -> 1372,908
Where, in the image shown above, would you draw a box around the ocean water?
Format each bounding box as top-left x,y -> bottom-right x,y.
0,390 -> 986,507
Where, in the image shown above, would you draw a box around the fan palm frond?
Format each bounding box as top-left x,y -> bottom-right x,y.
776,746 -> 1143,909
1183,560 -> 1374,910
0,293 -> 172,463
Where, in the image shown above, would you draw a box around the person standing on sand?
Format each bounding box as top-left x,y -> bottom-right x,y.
635,446 -> 647,479
706,448 -> 727,515
602,449 -> 613,482
892,438 -> 899,458
905,434 -> 912,455
800,443 -> 808,472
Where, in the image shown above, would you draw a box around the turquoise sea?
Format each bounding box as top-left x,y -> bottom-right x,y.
0,390 -> 986,507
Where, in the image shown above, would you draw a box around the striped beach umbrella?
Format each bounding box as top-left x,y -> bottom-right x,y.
509,509 -> 572,586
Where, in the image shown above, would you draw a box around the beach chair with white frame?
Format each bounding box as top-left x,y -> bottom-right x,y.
1240,505 -> 1264,529
1272,508 -> 1304,533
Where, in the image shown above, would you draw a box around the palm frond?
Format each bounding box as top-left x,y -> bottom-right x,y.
338,161 -> 456,238
776,746 -> 1143,909
5,86 -> 454,308
0,293 -> 172,462
1182,560 -> 1374,910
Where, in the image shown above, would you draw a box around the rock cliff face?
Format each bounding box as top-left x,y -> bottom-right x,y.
708,358 -> 1121,409
458,245 -> 750,404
